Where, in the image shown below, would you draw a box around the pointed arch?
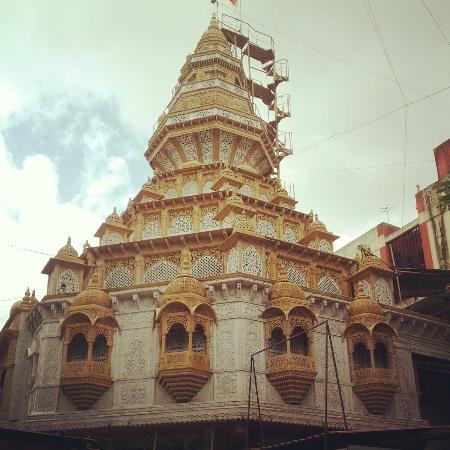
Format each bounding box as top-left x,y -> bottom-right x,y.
104,266 -> 134,289
56,270 -> 80,294
317,276 -> 341,295
144,260 -> 180,284
192,255 -> 222,278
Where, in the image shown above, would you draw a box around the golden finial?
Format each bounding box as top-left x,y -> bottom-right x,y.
209,12 -> 218,29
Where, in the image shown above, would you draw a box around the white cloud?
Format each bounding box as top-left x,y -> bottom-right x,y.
0,133 -> 104,325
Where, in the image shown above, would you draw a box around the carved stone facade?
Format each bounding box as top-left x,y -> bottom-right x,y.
1,12 -> 450,450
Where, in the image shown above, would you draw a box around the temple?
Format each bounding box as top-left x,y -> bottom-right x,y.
0,14 -> 449,450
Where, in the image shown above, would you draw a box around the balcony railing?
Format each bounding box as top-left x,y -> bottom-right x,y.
267,353 -> 316,373
61,360 -> 110,381
160,351 -> 210,372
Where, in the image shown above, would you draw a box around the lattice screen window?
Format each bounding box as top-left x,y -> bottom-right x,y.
319,239 -> 332,253
154,153 -> 175,172
203,180 -> 214,193
169,211 -> 193,235
234,138 -> 252,165
256,159 -> 270,174
222,217 -> 232,228
374,278 -> 392,305
56,270 -> 80,294
284,227 -> 298,244
260,193 -> 268,202
67,334 -> 88,361
108,232 -> 122,245
240,184 -> 253,197
250,150 -> 263,166
361,280 -> 372,297
308,241 -> 317,250
179,135 -> 198,161
317,276 -> 341,295
183,180 -> 198,196
242,245 -> 262,277
200,210 -> 219,231
166,324 -> 188,352
144,261 -> 180,283
286,267 -> 309,288
143,216 -> 161,239
192,255 -> 223,278
257,218 -> 277,239
104,266 -> 134,289
199,130 -> 213,164
192,325 -> 207,353
227,247 -> 239,273
92,335 -> 108,363
164,187 -> 177,199
166,141 -> 181,168
220,131 -> 234,163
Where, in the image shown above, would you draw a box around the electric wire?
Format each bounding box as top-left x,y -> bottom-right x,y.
361,0 -> 409,227
422,0 -> 450,47
294,84 -> 450,155
219,1 -> 450,115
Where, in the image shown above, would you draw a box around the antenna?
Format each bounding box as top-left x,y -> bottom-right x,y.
379,204 -> 395,223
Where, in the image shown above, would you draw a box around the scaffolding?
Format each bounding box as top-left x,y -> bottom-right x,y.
219,14 -> 293,179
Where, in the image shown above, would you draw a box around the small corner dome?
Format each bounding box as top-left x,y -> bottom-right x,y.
106,207 -> 123,225
165,275 -> 205,298
308,214 -> 327,233
270,272 -> 306,301
10,288 -> 38,316
348,282 -> 383,317
72,287 -> 111,309
71,271 -> 111,309
56,237 -> 79,259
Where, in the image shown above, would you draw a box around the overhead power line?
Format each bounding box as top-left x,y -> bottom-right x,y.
219,2 -> 450,115
422,0 -> 450,47
294,84 -> 450,155
0,241 -> 54,258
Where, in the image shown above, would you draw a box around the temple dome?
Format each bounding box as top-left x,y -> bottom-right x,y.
165,275 -> 205,298
308,214 -> 327,233
71,272 -> 111,308
105,207 -> 123,225
10,288 -> 38,316
270,272 -> 306,301
348,282 -> 383,317
56,237 -> 79,260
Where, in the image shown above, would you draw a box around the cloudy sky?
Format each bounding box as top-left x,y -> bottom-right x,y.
0,0 -> 449,325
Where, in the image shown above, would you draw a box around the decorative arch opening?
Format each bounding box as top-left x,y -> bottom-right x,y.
67,333 -> 88,361
290,326 -> 308,356
240,184 -> 253,197
374,341 -> 390,369
56,270 -> 80,294
203,180 -> 214,193
192,324 -> 207,354
269,327 -> 287,357
92,334 -> 108,363
166,323 -> 188,353
353,342 -> 371,369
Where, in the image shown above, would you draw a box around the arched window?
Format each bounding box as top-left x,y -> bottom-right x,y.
67,333 -> 88,361
353,342 -> 371,369
203,180 -> 214,193
269,328 -> 287,357
183,180 -> 197,196
290,326 -> 308,356
374,342 -> 389,369
92,335 -> 108,363
192,325 -> 207,354
144,260 -> 180,284
166,324 -> 188,352
192,255 -> 222,278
